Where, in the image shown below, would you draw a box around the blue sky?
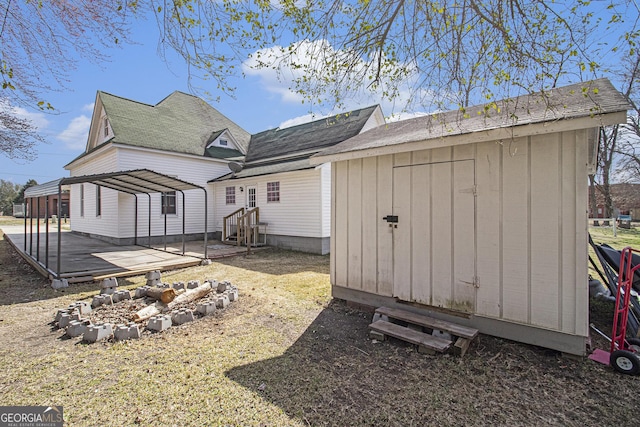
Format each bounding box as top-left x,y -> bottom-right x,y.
0,17 -> 371,186
0,3 -> 633,186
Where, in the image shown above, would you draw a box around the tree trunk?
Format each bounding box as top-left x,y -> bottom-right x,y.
132,282 -> 212,322
589,174 -> 599,226
145,287 -> 177,303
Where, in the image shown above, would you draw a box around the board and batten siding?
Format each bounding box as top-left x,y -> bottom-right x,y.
332,130 -> 589,337
213,168 -> 326,238
68,149 -> 120,237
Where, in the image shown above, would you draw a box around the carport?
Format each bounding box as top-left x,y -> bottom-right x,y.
22,169 -> 208,279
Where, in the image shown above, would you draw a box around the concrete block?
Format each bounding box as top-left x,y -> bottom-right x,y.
91,294 -> 113,308
66,318 -> 91,338
187,280 -> 200,289
51,278 -> 69,289
112,290 -> 131,303
114,323 -> 141,341
196,301 -> 216,316
58,311 -> 80,328
172,282 -> 185,290
172,309 -> 195,325
145,270 -> 161,281
145,270 -> 162,287
200,259 -> 212,265
134,286 -> 150,299
147,315 -> 172,332
225,287 -> 239,302
55,309 -> 69,323
68,302 -> 92,316
83,323 -> 113,343
101,277 -> 118,295
155,282 -> 170,289
216,294 -> 230,309
207,279 -> 218,289
217,281 -> 231,293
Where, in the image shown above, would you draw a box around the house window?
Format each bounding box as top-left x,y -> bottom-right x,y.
225,187 -> 235,205
219,139 -> 228,146
161,191 -> 177,215
80,184 -> 85,217
267,181 -> 280,203
95,185 -> 101,217
103,117 -> 109,137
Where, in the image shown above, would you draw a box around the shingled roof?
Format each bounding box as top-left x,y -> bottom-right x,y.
313,79 -> 630,161
244,105 -> 380,164
86,91 -> 250,158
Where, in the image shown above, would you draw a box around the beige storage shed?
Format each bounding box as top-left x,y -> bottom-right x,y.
311,79 -> 630,355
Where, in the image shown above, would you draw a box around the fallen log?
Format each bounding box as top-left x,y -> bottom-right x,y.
132,301 -> 166,322
145,287 -> 177,303
132,282 -> 212,322
166,282 -> 212,308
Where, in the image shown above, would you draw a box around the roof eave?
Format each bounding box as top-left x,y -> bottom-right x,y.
310,111 -> 627,165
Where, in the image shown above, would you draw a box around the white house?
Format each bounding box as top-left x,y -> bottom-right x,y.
311,79 -> 630,355
65,91 -> 384,254
65,90 -> 250,245
212,106 -> 385,254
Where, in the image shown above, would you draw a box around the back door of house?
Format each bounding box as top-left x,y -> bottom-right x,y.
392,160 -> 476,313
246,185 -> 257,209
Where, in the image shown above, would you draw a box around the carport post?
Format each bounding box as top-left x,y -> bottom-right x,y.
36,196 -> 40,261
56,184 -> 62,279
134,195 -> 138,246
147,194 -> 151,248
179,190 -> 185,255
203,188 -> 208,259
23,201 -> 27,252
45,195 -> 49,269
163,193 -> 167,251
28,198 -> 33,256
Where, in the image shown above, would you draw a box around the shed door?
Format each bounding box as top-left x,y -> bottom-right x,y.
392,160 -> 476,313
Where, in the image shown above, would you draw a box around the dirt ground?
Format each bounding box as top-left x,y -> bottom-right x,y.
0,227 -> 638,426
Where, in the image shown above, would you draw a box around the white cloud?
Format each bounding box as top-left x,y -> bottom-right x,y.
243,40 -> 435,118
82,103 -> 95,112
57,115 -> 90,150
278,112 -> 327,129
0,98 -> 50,130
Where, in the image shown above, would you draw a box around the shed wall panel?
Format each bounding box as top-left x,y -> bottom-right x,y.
361,157 -> 378,293
331,128 -> 591,341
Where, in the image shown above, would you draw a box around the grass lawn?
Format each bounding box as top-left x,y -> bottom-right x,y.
0,221 -> 639,426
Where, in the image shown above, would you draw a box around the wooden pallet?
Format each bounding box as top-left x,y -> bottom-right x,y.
369,320 -> 452,354
370,306 -> 479,356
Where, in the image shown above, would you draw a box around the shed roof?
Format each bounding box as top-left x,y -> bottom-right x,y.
313,79 -> 630,162
245,105 -> 379,163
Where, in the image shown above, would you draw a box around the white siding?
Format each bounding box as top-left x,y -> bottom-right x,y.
333,129 -> 591,337
68,149 -> 120,237
67,146 -> 230,239
213,168 -> 325,238
117,148 -> 228,238
320,163 -> 332,237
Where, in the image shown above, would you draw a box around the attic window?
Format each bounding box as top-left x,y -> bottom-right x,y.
219,139 -> 228,146
103,118 -> 110,137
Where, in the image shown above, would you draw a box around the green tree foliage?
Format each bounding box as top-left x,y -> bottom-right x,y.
0,179 -> 20,215
153,0 -> 640,111
12,179 -> 38,205
0,0 -> 139,160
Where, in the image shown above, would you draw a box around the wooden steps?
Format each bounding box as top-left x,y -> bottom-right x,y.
368,306 -> 479,356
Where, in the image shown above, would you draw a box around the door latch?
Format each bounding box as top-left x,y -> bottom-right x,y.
382,215 -> 398,223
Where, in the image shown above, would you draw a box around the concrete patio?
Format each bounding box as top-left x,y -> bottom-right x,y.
1,224 -> 258,282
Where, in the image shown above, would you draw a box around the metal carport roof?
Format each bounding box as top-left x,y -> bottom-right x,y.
59,169 -> 204,194
23,169 -> 209,279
